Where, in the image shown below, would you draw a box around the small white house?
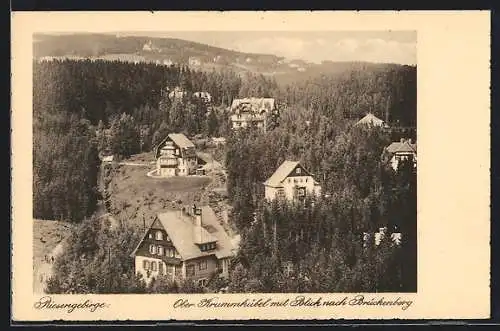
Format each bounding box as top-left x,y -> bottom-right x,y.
385,138 -> 417,171
264,161 -> 322,201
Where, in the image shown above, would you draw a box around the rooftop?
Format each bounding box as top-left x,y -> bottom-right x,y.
231,98 -> 275,114
155,206 -> 235,261
264,160 -> 318,188
386,139 -> 417,154
355,113 -> 385,127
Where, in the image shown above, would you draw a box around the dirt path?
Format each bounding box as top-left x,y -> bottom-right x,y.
33,239 -> 66,294
117,161 -> 154,167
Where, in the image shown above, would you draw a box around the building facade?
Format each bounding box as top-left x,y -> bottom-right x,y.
131,205 -> 236,287
264,161 -> 322,201
230,98 -> 277,132
385,138 -> 417,171
154,133 -> 198,177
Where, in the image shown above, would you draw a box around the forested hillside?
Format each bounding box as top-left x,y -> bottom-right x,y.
33,59 -> 253,221
34,33 -> 283,66
224,61 -> 417,292
34,57 -> 416,292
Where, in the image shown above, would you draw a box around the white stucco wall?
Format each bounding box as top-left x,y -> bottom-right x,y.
390,152 -> 417,171
265,175 -> 321,201
156,156 -> 197,177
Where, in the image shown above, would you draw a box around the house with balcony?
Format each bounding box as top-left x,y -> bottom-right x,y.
131,205 -> 236,287
230,97 -> 277,131
384,138 -> 417,171
154,133 -> 198,177
264,160 -> 322,201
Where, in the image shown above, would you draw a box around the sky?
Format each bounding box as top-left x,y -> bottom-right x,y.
118,31 -> 417,65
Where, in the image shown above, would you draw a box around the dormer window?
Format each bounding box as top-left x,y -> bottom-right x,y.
157,245 -> 164,255
155,231 -> 163,241
199,242 -> 216,252
149,244 -> 156,254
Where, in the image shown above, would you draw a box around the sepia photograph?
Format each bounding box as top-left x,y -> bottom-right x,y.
32,30 -> 417,295
11,11 -> 490,322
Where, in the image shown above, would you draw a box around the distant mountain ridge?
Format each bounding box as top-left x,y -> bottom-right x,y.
33,33 -> 416,86
34,33 -> 284,66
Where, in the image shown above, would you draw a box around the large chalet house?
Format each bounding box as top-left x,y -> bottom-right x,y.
154,133 -> 198,177
264,160 -> 322,201
131,205 -> 236,287
230,97 -> 277,131
384,138 -> 417,171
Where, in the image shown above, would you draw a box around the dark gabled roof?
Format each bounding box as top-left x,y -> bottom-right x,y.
168,133 -> 195,149
154,133 -> 195,158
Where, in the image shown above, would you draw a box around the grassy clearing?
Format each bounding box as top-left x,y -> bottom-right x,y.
124,152 -> 155,163
107,164 -> 212,227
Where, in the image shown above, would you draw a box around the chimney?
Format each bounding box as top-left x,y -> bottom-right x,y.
193,204 -> 202,227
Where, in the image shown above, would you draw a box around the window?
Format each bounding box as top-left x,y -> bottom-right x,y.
143,260 -> 150,270
186,264 -> 195,277
296,168 -> 301,174
151,261 -> 157,271
148,233 -> 153,239
305,178 -> 308,183
149,244 -> 156,254
199,260 -> 208,270
157,245 -> 164,255
155,231 -> 163,240
198,278 -> 208,287
288,179 -> 291,183
158,262 -> 164,275
169,249 -> 175,258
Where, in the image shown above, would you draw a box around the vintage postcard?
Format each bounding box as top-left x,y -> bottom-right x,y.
11,11 -> 490,322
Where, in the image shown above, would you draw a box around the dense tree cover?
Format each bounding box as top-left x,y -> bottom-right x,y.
279,63 -> 417,129
45,216 -> 144,294
35,58 -> 417,293
33,112 -> 100,221
34,59 -> 242,122
33,59 -> 255,220
34,59 -> 279,157
225,66 -> 417,292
